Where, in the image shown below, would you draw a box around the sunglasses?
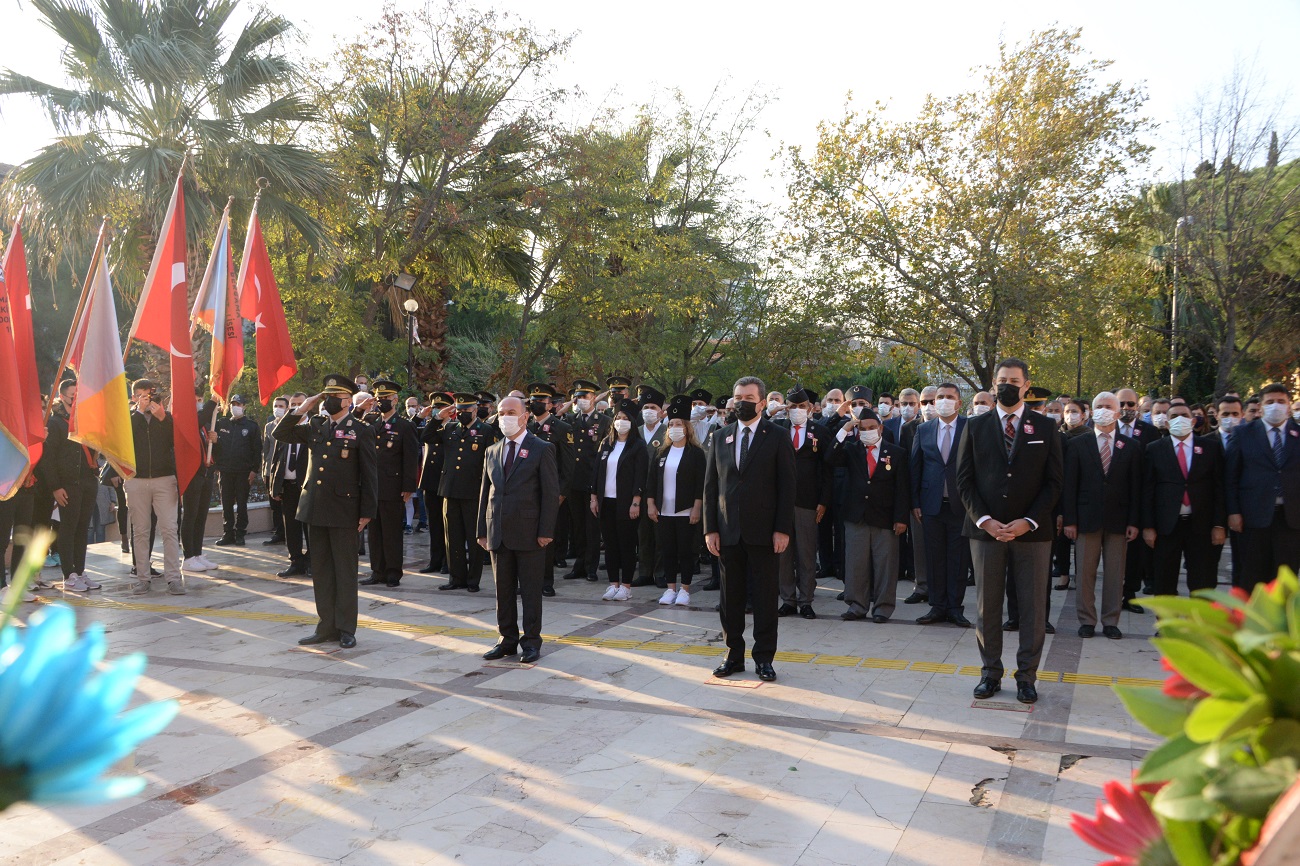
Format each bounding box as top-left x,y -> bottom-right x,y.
1119,401 -> 1137,407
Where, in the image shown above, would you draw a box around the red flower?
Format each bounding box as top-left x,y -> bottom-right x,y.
1211,586 -> 1250,627
1071,780 -> 1165,866
1161,658 -> 1208,700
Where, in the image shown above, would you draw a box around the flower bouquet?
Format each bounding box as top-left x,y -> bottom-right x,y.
1072,568 -> 1300,865
0,532 -> 177,811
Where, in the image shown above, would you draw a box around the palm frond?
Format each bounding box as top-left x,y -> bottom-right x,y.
31,0 -> 103,66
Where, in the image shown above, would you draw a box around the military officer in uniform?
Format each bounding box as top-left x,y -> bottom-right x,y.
360,379 -> 420,587
274,374 -> 377,649
418,391 -> 453,574
524,383 -> 574,596
434,392 -> 500,591
564,380 -> 611,580
634,385 -> 670,587
475,391 -> 497,425
606,376 -> 633,414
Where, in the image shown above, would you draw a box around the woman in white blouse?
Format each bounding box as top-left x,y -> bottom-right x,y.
590,400 -> 649,601
647,397 -> 707,606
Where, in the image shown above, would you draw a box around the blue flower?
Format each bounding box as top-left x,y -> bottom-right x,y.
0,604 -> 177,809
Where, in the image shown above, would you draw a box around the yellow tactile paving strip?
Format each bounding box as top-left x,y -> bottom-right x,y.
39,596 -> 1163,688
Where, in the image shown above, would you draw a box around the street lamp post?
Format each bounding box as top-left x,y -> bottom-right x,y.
1171,217 -> 1190,392
402,298 -> 418,390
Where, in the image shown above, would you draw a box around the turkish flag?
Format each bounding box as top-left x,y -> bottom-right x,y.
128,174 -> 201,494
237,213 -> 296,405
2,218 -> 45,471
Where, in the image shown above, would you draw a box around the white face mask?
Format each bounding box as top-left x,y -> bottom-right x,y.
231,405 -> 245,418
690,405 -> 706,421
356,384 -> 369,392
921,404 -> 937,421
1152,413 -> 1169,429
1091,408 -> 1116,427
577,398 -> 592,413
899,405 -> 917,421
1293,410 -> 1300,422
642,408 -> 660,425
824,401 -> 841,414
196,400 -> 204,411
935,398 -> 957,418
1262,403 -> 1289,426
407,405 -> 419,417
767,400 -> 782,414
1167,416 -> 1194,438
972,404 -> 991,416
1064,412 -> 1082,426
668,426 -> 685,443
788,408 -> 809,426
613,419 -> 632,435
1217,415 -> 1238,432
272,406 -> 287,419
860,429 -> 882,446
1046,412 -> 1062,423
498,415 -> 522,438
877,404 -> 893,418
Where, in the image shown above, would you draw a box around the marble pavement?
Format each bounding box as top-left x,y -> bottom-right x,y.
0,528 -> 1174,865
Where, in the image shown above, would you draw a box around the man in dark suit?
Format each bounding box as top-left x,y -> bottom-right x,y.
773,386 -> 832,619
273,374 -> 378,649
955,358 -> 1063,704
526,383 -> 574,597
1227,383 -> 1300,589
1213,395 -> 1245,585
268,392 -> 311,577
478,397 -> 560,664
831,407 -> 910,622
417,391 -> 453,575
704,376 -> 796,682
1062,392 -> 1141,639
1117,387 -> 1165,609
360,380 -> 421,588
1142,402 -> 1227,595
911,382 -> 971,627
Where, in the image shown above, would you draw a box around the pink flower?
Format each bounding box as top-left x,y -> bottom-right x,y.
1161,658 -> 1208,700
1071,781 -> 1165,866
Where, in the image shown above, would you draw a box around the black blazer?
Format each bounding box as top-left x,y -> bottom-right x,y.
1062,430 -> 1142,534
646,442 -> 706,515
1142,434 -> 1227,535
703,418 -> 796,546
268,433 -> 311,497
367,413 -> 421,501
955,408 -> 1063,542
772,418 -> 833,509
591,435 -> 649,518
1227,419 -> 1300,530
476,432 -> 559,551
829,436 -> 910,529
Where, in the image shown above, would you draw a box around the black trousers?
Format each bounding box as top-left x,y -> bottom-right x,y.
818,467 -> 847,576
268,495 -> 284,539
922,500 -> 970,616
569,489 -> 601,577
1052,530 -> 1073,576
1152,518 -> 1219,596
57,476 -> 98,578
181,469 -> 212,559
657,515 -> 697,586
282,482 -> 306,565
0,486 -> 34,584
369,498 -> 406,581
421,489 -> 445,568
491,546 -> 545,651
599,500 -> 639,584
555,495 -> 572,557
1124,537 -> 1153,599
114,484 -> 129,549
444,496 -> 483,589
1240,507 -> 1300,591
219,471 -> 250,535
637,511 -> 660,578
719,542 -> 779,665
307,524 -> 359,637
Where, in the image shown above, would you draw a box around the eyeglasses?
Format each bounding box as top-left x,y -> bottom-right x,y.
920,399 -> 935,405
1119,401 -> 1137,407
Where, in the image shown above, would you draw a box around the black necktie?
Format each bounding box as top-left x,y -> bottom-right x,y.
740,426 -> 751,470
505,439 -> 517,476
1274,427 -> 1285,467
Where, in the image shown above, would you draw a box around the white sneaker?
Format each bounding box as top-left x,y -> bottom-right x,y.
81,574 -> 102,590
62,575 -> 90,593
613,585 -> 631,602
131,580 -> 151,595
674,589 -> 691,607
167,580 -> 186,595
601,584 -> 620,601
22,591 -> 37,603
197,555 -> 218,569
184,557 -> 208,572
32,577 -> 54,589
658,588 -> 678,605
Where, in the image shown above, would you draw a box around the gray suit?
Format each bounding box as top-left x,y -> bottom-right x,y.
477,432 -> 560,652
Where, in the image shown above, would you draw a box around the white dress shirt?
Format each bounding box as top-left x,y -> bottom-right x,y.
604,439 -> 625,499
734,417 -> 760,468
661,445 -> 691,517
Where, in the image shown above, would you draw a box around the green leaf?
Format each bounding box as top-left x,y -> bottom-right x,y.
1202,760 -> 1297,819
1137,734 -> 1209,784
1161,820 -> 1214,866
1185,694 -> 1270,744
1153,774 -> 1219,822
1257,719 -> 1300,762
1154,638 -> 1255,699
1114,685 -> 1192,738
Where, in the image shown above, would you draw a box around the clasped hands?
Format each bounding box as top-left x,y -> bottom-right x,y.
982,518 -> 1032,543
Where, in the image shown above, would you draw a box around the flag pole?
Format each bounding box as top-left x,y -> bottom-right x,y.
233,178 -> 268,307
47,216 -> 110,420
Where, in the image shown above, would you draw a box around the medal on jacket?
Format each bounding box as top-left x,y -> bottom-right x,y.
472,443 -> 479,451
341,448 -> 349,459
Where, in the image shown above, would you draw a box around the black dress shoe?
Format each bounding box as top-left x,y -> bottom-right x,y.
339,632 -> 356,649
262,535 -> 285,546
1123,600 -> 1145,614
234,534 -> 246,546
563,570 -> 584,580
214,535 -> 236,546
713,658 -> 745,678
799,605 -> 816,620
756,662 -> 776,682
277,565 -> 308,577
1103,625 -> 1123,640
872,614 -> 889,624
1003,619 -> 1019,631
948,613 -> 973,628
555,557 -> 568,568
1078,624 -> 1096,638
835,590 -> 846,601
1053,580 -> 1070,591
916,609 -> 945,625
385,579 -> 401,588
467,586 -> 480,592
419,564 -> 439,574
700,578 -> 720,591
630,576 -> 655,587
298,633 -> 337,646
778,603 -> 797,617
438,583 -> 467,591
1017,683 -> 1038,704
585,574 -> 598,582
903,592 -> 928,605
520,648 -> 540,664
973,677 -> 1001,699
1045,622 -> 1056,635
541,587 -> 556,597
840,610 -> 866,621
483,644 -> 518,660
359,575 -> 385,586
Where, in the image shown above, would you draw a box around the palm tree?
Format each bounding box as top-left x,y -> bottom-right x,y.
0,0 -> 335,296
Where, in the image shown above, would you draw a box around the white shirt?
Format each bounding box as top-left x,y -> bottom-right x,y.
603,439 -> 626,499
936,419 -> 957,462
734,417 -> 760,468
1095,427 -> 1115,450
643,421 -> 661,444
283,442 -> 299,481
976,405 -> 1037,530
661,445 -> 691,517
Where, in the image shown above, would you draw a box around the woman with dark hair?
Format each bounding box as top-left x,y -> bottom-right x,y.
647,396 -> 706,606
590,400 -> 649,601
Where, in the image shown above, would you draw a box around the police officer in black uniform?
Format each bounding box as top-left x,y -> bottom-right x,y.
526,383 -> 575,596
360,379 -> 420,588
564,380 -> 611,580
274,374 -> 377,649
434,392 -> 500,591
213,394 -> 262,546
418,391 -> 453,574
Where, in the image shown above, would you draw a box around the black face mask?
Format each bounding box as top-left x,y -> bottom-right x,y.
529,400 -> 547,416
322,396 -> 344,415
996,384 -> 1021,408
1119,409 -> 1138,423
724,411 -> 736,425
458,411 -> 474,426
734,400 -> 758,422
477,406 -> 490,420
376,398 -> 392,414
